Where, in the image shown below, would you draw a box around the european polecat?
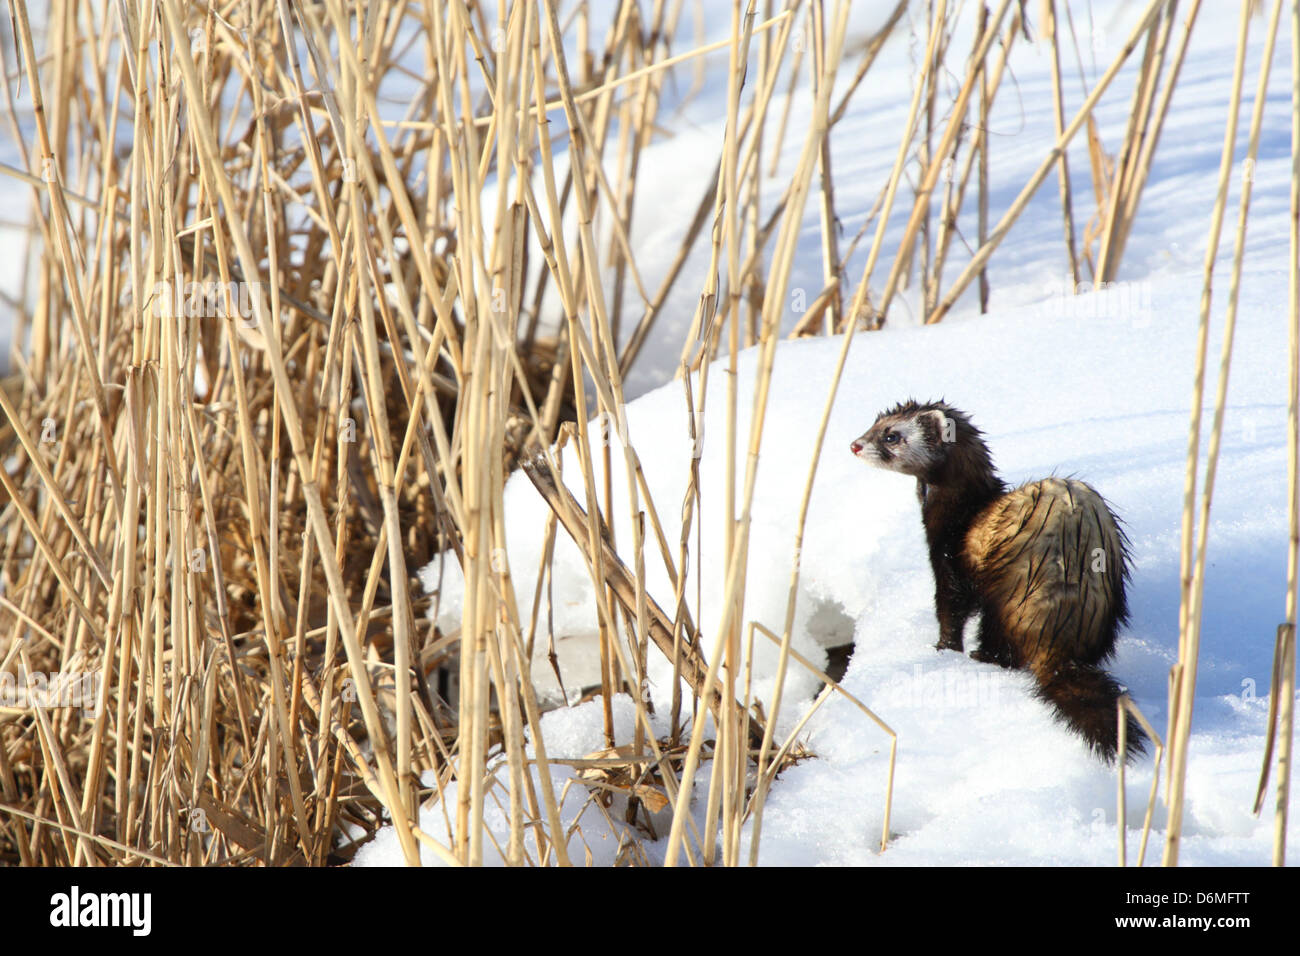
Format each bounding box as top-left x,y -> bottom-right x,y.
851,400 -> 1145,762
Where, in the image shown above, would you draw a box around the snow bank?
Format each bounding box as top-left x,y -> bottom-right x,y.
403,276 -> 1295,864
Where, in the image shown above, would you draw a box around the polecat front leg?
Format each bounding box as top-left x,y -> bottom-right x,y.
931,552 -> 976,652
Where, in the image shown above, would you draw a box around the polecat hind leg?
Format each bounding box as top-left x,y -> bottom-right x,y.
970,613 -> 1015,668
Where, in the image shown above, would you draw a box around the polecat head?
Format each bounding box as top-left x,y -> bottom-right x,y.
850,399 -> 988,484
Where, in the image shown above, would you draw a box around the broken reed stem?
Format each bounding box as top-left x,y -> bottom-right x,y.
1116,695 -> 1164,867
1272,625 -> 1296,864
748,622 -> 895,855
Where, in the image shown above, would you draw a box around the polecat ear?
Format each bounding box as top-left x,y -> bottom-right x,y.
922,408 -> 956,446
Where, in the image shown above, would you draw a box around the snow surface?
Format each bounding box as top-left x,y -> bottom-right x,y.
360,1 -> 1300,866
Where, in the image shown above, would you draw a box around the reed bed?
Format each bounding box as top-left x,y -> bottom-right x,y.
0,0 -> 1292,867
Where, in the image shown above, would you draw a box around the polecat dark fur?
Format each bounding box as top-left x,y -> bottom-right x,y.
851,399 -> 1145,763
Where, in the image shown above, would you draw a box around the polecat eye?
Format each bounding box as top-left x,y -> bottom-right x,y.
883,432 -> 899,444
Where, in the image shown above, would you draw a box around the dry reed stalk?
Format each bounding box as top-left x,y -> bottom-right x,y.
1248,0 -> 1300,867
1168,5 -> 1253,817
1105,2 -> 1202,279
916,0 -> 952,316
874,0 -> 1011,321
535,0 -> 684,841
851,0 -> 947,333
812,2 -> 843,336
738,3 -> 956,856
708,0 -> 754,867
518,456 -> 749,733
1276,0 -> 1300,865
676,1 -> 811,369
977,4 -> 991,313
1092,5 -> 1169,280
735,0 -> 952,848
1045,0 -> 1082,287
926,0 -> 1168,325
928,6 -> 1020,312
9,1 -> 124,518
663,0 -> 851,868
1165,0 -> 1282,867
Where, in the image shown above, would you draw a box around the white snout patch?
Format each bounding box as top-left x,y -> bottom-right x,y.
852,437 -> 883,466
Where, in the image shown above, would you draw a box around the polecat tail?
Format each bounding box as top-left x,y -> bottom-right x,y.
1033,662 -> 1146,763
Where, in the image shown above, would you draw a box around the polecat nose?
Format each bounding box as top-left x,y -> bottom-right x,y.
850,440 -> 863,455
